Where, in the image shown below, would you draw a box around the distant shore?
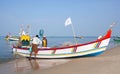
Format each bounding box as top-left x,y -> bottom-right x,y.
0,45 -> 120,74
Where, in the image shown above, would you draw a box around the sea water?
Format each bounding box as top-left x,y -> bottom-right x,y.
0,36 -> 120,64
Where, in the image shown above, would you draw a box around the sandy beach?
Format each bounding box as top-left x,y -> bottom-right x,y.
0,45 -> 120,74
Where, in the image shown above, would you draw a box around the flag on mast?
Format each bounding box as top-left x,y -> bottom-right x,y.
65,17 -> 72,26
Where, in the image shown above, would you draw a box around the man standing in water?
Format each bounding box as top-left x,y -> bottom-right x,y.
29,35 -> 42,60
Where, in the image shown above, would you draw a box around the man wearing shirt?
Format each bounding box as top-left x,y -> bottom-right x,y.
29,35 -> 42,60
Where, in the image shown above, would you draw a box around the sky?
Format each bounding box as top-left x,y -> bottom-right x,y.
0,0 -> 120,36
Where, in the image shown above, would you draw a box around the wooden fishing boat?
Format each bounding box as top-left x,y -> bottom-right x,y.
12,29 -> 112,58
113,36 -> 120,42
8,37 -> 19,41
5,34 -> 19,41
74,36 -> 84,39
5,36 -> 19,41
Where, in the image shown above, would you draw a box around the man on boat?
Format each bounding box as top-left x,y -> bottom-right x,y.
29,35 -> 42,60
17,37 -> 22,47
42,36 -> 47,47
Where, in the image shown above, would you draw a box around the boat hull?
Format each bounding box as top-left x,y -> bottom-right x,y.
113,37 -> 120,42
13,47 -> 106,59
13,38 -> 110,58
12,29 -> 112,58
9,37 -> 19,41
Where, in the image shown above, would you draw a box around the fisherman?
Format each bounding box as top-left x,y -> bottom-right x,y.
42,36 -> 47,47
17,37 -> 22,48
29,35 -> 42,60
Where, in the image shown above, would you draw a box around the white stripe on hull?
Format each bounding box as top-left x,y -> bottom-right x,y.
13,47 -> 106,58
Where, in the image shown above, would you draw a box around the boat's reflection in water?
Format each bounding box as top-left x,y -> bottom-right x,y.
14,58 -> 70,72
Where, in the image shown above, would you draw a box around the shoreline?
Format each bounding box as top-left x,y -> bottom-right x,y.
0,45 -> 120,74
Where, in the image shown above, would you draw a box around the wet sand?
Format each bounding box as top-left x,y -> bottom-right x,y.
0,45 -> 120,74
